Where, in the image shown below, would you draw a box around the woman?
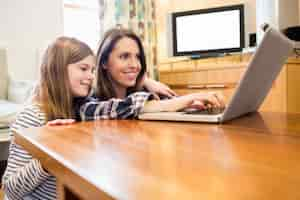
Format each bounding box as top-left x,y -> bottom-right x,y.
77,28 -> 224,121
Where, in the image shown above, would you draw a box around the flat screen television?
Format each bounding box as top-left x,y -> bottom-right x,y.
172,4 -> 245,57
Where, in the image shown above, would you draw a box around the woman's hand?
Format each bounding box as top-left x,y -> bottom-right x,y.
143,76 -> 177,99
142,92 -> 225,113
185,92 -> 225,110
46,119 -> 76,126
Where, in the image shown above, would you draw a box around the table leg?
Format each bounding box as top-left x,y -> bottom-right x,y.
57,180 -> 81,200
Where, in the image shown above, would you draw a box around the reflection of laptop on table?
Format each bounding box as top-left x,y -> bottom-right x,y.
139,27 -> 294,123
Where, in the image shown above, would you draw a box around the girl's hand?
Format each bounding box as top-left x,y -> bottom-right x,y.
143,77 -> 177,99
46,119 -> 76,126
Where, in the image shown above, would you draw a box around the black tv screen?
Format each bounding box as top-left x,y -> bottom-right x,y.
172,4 -> 245,57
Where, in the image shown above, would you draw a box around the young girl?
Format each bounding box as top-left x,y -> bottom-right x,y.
1,35 -> 178,199
1,37 -> 95,200
76,28 -> 224,121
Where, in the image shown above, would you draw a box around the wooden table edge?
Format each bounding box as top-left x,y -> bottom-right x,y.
14,130 -> 114,200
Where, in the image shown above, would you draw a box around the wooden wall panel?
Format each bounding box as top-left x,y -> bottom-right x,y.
158,54 -> 300,113
287,64 -> 300,113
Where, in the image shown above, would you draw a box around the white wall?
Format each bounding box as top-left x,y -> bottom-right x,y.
278,0 -> 299,29
256,0 -> 299,44
0,0 -> 63,80
299,0 -> 300,22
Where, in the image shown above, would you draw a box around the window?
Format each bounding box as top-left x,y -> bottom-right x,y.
63,0 -> 100,50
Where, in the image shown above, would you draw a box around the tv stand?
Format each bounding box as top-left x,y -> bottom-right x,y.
190,53 -> 224,60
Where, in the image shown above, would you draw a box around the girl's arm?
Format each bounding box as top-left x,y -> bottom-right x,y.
2,106 -> 52,200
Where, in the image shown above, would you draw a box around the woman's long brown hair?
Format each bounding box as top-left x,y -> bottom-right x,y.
33,37 -> 94,121
95,28 -> 147,100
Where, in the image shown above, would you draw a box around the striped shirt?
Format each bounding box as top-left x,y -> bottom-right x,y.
2,104 -> 56,200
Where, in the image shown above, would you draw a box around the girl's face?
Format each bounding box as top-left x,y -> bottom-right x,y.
68,55 -> 95,97
106,37 -> 141,90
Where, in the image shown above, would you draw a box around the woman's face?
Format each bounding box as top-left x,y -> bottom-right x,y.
68,55 -> 95,97
106,37 -> 142,90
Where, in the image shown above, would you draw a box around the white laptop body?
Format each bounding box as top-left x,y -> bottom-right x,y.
139,27 -> 294,123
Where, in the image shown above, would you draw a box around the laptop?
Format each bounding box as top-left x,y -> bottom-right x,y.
139,27 -> 294,123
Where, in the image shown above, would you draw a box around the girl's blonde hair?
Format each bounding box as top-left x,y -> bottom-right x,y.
33,37 -> 94,121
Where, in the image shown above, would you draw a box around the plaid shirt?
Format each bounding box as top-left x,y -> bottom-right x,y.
77,91 -> 153,121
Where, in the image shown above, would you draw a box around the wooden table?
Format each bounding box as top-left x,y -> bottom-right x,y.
15,112 -> 300,200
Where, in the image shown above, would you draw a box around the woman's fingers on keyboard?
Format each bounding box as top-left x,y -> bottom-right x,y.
187,92 -> 226,110
190,100 -> 206,109
214,92 -> 226,108
201,94 -> 220,108
207,92 -> 225,108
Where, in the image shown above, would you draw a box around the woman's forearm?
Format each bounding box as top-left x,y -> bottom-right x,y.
141,92 -> 225,113
80,92 -> 153,120
141,96 -> 191,113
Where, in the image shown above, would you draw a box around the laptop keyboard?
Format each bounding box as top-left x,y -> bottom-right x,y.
184,107 -> 225,115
